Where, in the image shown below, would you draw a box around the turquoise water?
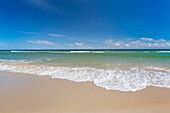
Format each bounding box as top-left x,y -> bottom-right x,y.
0,49 -> 170,67
0,49 -> 170,91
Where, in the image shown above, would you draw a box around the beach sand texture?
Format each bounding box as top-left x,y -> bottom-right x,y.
0,71 -> 170,113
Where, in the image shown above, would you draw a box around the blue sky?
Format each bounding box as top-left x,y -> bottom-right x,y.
0,0 -> 170,49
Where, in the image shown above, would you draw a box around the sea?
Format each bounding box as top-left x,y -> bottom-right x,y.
0,49 -> 170,91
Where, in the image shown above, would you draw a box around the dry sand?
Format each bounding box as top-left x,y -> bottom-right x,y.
0,71 -> 170,113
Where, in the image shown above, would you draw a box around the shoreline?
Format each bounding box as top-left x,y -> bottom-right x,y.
0,71 -> 170,113
1,63 -> 169,91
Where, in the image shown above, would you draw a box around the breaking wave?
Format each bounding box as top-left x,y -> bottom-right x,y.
0,63 -> 169,91
9,50 -> 170,54
10,50 -> 104,53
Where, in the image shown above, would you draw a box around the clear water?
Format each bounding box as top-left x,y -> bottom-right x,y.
0,49 -> 170,91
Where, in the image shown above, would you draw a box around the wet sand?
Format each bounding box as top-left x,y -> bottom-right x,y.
0,71 -> 170,113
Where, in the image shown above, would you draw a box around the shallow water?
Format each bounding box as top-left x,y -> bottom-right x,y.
0,49 -> 170,91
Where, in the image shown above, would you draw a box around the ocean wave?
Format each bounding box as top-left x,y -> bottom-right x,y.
70,51 -> 104,53
0,63 -> 169,91
143,51 -> 170,53
11,50 -> 104,54
0,59 -> 34,63
0,59 -> 51,64
9,50 -> 170,54
11,50 -> 70,53
155,51 -> 170,53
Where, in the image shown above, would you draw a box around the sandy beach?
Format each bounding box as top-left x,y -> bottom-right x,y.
0,71 -> 170,113
1,0 -> 170,112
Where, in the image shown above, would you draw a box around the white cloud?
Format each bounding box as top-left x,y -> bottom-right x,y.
104,40 -> 126,48
154,39 -> 166,42
75,42 -> 83,46
140,38 -> 167,43
140,38 -> 154,41
48,33 -> 65,37
153,43 -> 159,47
103,38 -> 170,49
27,40 -> 56,45
115,42 -> 120,46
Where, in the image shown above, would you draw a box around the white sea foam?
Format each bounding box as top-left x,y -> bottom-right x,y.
11,50 -> 104,54
10,50 -> 170,54
0,59 -> 34,63
0,59 -> 51,64
11,51 -> 34,53
0,63 -> 169,91
71,51 -> 90,53
71,51 -> 104,53
11,50 -> 70,53
157,51 -> 170,53
147,51 -> 170,53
